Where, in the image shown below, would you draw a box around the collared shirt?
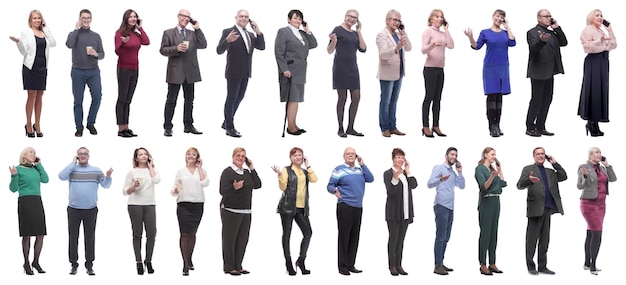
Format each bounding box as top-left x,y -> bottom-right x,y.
427,163 -> 465,210
390,166 -> 411,219
235,25 -> 250,52
288,24 -> 305,45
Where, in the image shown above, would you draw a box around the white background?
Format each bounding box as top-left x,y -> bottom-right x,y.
1,0 -> 624,284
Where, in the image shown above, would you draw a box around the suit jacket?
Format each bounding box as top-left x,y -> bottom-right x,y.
159,26 -> 207,84
577,162 -> 617,199
216,26 -> 265,79
526,24 -> 567,80
376,28 -> 412,81
516,163 -> 567,217
15,27 -> 56,69
383,168 -> 417,222
274,26 -> 318,84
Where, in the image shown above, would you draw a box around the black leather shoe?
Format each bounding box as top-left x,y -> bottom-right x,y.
118,130 -> 133,138
442,265 -> 453,272
528,269 -> 539,275
226,128 -> 242,137
184,126 -> 203,134
346,128 -> 364,136
69,265 -> 78,275
348,267 -> 363,273
86,125 -> 98,135
540,130 -> 555,136
339,269 -> 350,275
75,129 -> 83,137
488,266 -> 503,273
164,129 -> 173,137
538,268 -> 555,275
297,129 -> 306,134
126,129 -> 138,137
525,129 -> 541,137
286,129 -> 301,136
86,267 -> 96,276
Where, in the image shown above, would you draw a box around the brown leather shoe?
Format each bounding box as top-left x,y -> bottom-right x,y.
434,266 -> 449,275
382,130 -> 391,137
390,129 -> 406,136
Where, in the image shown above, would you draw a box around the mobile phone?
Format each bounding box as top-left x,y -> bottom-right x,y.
249,19 -> 256,29
137,19 -> 141,25
550,18 -> 555,25
442,18 -> 448,26
302,21 -> 307,28
398,24 -> 405,31
147,158 -> 151,164
602,19 -> 610,27
601,156 -> 606,162
189,18 -> 197,25
35,157 -> 40,163
545,155 -> 552,160
245,157 -> 251,165
495,158 -> 500,167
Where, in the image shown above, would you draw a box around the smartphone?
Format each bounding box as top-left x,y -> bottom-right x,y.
545,155 -> 552,161
442,18 -> 448,26
495,158 -> 501,167
249,19 -> 256,29
356,21 -> 360,30
602,19 -> 610,27
245,157 -> 251,165
601,156 -> 606,162
35,157 -> 40,163
398,24 -> 405,31
302,21 -> 307,28
147,158 -> 151,164
137,19 -> 141,25
550,18 -> 555,25
189,18 -> 197,25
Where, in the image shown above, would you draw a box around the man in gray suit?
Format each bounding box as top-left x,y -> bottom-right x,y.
160,9 -> 207,137
525,9 -> 567,137
516,147 -> 567,275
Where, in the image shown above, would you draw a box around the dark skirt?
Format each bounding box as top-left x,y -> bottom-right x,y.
578,51 -> 610,122
22,65 -> 47,91
18,195 -> 47,236
279,75 -> 305,102
177,202 -> 204,233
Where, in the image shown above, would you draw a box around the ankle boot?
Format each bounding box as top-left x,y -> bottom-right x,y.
136,262 -> 144,275
296,257 -> 310,275
593,122 -> 604,136
285,257 -> 296,275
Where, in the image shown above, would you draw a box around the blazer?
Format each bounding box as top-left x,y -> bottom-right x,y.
15,27 -> 56,69
577,162 -> 617,199
516,163 -> 567,217
216,26 -> 265,79
383,168 -> 417,222
159,26 -> 207,84
526,24 -> 568,80
376,28 -> 412,81
274,26 -> 318,85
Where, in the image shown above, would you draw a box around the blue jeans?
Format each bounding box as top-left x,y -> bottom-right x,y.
223,78 -> 249,129
379,78 -> 403,131
71,68 -> 102,129
434,204 -> 453,266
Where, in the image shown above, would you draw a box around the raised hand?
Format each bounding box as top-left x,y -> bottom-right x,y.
529,171 -> 540,183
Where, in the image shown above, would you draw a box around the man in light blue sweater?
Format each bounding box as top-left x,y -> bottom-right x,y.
58,147 -> 112,276
327,147 -> 374,275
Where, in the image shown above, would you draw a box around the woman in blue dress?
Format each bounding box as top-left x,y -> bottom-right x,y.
464,9 -> 516,137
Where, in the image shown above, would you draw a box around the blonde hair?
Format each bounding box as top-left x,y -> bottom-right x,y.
586,9 -> 602,25
232,147 -> 246,157
478,147 -> 496,171
19,147 -> 36,164
427,9 -> 444,26
186,147 -> 200,164
28,10 -> 44,30
386,9 -> 400,21
587,146 -> 601,161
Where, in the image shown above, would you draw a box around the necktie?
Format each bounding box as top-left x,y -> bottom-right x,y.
180,29 -> 185,40
242,28 -> 251,52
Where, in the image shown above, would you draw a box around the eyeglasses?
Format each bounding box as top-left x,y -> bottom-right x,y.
539,15 -> 552,18
344,152 -> 356,156
346,15 -> 358,20
389,18 -> 401,23
77,152 -> 89,156
178,14 -> 191,20
80,17 -> 92,20
238,15 -> 250,19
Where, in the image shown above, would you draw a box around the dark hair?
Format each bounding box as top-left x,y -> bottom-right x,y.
133,147 -> 153,168
391,148 -> 405,159
288,9 -> 303,20
446,147 -> 457,155
493,9 -> 506,18
533,147 -> 544,155
79,9 -> 91,17
118,9 -> 139,37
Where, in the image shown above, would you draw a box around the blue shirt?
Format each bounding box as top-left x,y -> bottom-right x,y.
327,164 -> 374,208
58,162 -> 112,209
427,163 -> 465,210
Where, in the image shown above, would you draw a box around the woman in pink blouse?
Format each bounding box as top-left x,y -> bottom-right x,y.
421,9 -> 454,137
577,9 -> 616,137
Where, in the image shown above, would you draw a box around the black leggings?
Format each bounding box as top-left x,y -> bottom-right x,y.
280,209 -> 312,259
422,67 -> 444,127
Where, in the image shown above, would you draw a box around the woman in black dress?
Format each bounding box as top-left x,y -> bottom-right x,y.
327,9 -> 367,137
9,147 -> 49,275
9,10 -> 56,137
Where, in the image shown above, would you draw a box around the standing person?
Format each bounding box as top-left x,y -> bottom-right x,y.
376,9 -> 412,137
420,9 -> 454,137
219,148 -> 262,275
516,147 -> 567,275
65,9 -> 105,137
577,9 -> 617,137
474,147 -> 506,276
327,147 -> 374,275
122,147 -> 160,275
275,9 -> 318,136
464,9 -> 516,137
328,9 -> 366,137
577,147 -> 617,275
160,9 -> 207,137
427,147 -> 465,275
171,147 -> 209,276
383,148 -> 417,276
271,147 -> 318,275
9,147 -> 49,275
58,147 -> 113,276
525,9 -> 567,137
114,9 -> 150,138
9,10 -> 56,138
216,9 -> 265,138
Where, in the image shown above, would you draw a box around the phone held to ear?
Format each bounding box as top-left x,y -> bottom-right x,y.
398,24 -> 405,31
136,19 -> 141,25
189,18 -> 197,25
601,156 -> 606,162
550,18 -> 556,25
249,19 -> 256,29
245,157 -> 251,165
442,18 -> 448,26
602,19 -> 610,27
302,21 -> 307,28
35,157 -> 40,163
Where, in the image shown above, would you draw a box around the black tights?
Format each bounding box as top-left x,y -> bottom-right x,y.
180,233 -> 197,271
22,235 -> 44,266
336,89 -> 361,131
584,230 -> 602,270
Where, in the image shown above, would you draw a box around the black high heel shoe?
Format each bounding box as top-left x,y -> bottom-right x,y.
432,127 -> 447,137
32,262 -> 46,273
422,127 -> 434,138
286,258 -> 296,276
23,263 -> 34,275
295,257 -> 310,275
136,262 -> 144,275
286,129 -> 301,136
145,261 -> 154,274
33,124 -> 43,137
25,125 -> 35,138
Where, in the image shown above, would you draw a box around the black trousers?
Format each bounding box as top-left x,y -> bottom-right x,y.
220,208 -> 251,272
128,205 -> 157,263
67,206 -> 98,268
387,220 -> 409,267
422,67 -> 444,127
336,202 -> 362,271
526,208 -> 552,270
223,78 -> 249,129
280,208 -> 313,259
163,81 -> 195,130
116,68 -> 138,125
526,77 -> 554,131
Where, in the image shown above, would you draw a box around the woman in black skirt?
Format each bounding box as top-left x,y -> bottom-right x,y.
578,9 -> 617,136
171,147 -> 209,276
9,10 -> 56,137
9,147 -> 49,275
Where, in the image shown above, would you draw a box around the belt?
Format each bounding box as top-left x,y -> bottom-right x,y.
483,193 -> 501,197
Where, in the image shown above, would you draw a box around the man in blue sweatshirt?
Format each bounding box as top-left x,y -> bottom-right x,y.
327,147 -> 374,275
58,147 -> 112,276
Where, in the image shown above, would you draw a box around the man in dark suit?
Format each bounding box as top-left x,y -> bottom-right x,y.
516,147 -> 567,275
160,9 -> 207,137
525,9 -> 567,137
216,9 -> 265,138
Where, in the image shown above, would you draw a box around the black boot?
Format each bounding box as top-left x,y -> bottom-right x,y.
285,257 -> 296,276
137,262 -> 144,275
587,121 -> 604,137
593,122 -> 604,136
296,257 -> 310,275
495,107 -> 504,136
487,109 -> 500,137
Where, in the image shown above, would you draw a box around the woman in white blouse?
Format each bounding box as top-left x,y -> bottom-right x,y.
123,147 -> 160,275
171,147 -> 209,276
